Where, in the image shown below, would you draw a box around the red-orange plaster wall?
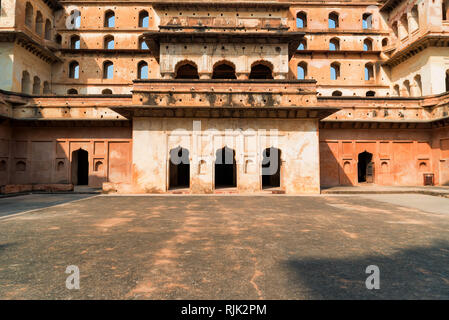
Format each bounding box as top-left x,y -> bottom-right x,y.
4,124 -> 132,187
319,128 -> 441,187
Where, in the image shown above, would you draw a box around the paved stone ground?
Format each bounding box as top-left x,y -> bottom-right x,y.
0,194 -> 448,299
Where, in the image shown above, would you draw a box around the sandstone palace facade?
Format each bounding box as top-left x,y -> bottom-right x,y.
0,0 -> 449,194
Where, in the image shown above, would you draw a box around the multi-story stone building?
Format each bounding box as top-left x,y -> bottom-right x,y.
0,0 -> 448,194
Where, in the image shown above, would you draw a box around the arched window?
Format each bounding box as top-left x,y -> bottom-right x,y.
32,76 -> 41,94
70,35 -> 80,49
330,62 -> 340,80
400,14 -> 408,37
332,90 -> 342,96
249,62 -> 273,79
137,61 -> 148,79
410,6 -> 419,32
103,61 -> 113,79
69,10 -> 81,29
67,88 -> 78,95
382,38 -> 388,47
139,37 -> 149,50
297,62 -> 307,80
403,80 -> 411,97
298,39 -> 307,50
102,89 -> 112,94
104,35 -> 114,49
446,70 -> 449,92
35,11 -> 43,35
212,61 -> 237,79
69,61 -> 79,79
363,38 -> 373,51
21,71 -> 31,94
104,10 -> 115,28
364,63 -> 374,81
296,11 -> 307,28
328,12 -> 339,29
175,61 -> 199,79
362,13 -> 372,29
43,81 -> 50,94
44,19 -> 52,40
443,0 -> 448,20
139,10 -> 149,28
393,84 -> 400,96
55,33 -> 62,44
366,91 -> 375,97
414,74 -> 422,96
329,38 -> 340,51
392,22 -> 398,38
25,3 -> 33,27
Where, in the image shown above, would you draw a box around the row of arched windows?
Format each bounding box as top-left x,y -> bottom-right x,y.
21,71 -> 50,95
391,6 -> 419,40
66,9 -> 150,29
68,35 -> 149,50
330,90 -> 376,97
393,74 -> 423,97
297,62 -> 374,81
68,61 -> 149,80
296,11 -> 373,29
66,88 -> 113,95
173,60 -> 274,80
298,38 -> 388,51
24,2 -> 52,40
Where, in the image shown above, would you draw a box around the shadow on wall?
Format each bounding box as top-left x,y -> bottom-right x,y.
283,240 -> 449,299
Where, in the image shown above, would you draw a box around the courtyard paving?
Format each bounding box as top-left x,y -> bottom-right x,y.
0,194 -> 448,299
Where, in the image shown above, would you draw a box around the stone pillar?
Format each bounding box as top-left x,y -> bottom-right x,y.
199,72 -> 212,79
236,73 -> 249,80
161,72 -> 174,79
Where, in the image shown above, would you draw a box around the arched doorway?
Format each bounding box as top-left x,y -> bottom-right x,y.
249,63 -> 273,79
72,149 -> 88,185
357,151 -> 373,183
215,147 -> 236,188
212,62 -> 236,79
169,147 -> 190,189
262,147 -> 281,189
175,62 -> 199,79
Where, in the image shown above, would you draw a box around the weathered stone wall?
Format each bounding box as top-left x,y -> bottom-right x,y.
132,117 -> 320,194
3,124 -> 132,187
0,121 -> 12,185
432,126 -> 449,185
390,47 -> 449,96
320,128 -> 435,186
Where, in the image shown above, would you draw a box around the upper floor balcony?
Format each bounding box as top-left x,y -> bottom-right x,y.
131,78 -> 321,109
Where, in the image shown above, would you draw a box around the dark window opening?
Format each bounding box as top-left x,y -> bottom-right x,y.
212,63 -> 236,79
215,147 -> 236,188
249,64 -> 273,80
169,147 -> 190,189
446,71 -> 449,92
72,149 -> 88,185
358,151 -> 373,183
175,63 -> 199,79
262,147 -> 281,189
332,90 -> 342,96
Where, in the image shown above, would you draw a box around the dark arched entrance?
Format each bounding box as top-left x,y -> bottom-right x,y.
212,63 -> 236,79
72,149 -> 88,185
169,147 -> 190,189
249,64 -> 273,79
358,151 -> 373,183
175,63 -> 199,79
215,147 -> 236,188
262,147 -> 281,189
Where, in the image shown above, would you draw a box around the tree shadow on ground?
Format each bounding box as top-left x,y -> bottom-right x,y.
284,240 -> 449,299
